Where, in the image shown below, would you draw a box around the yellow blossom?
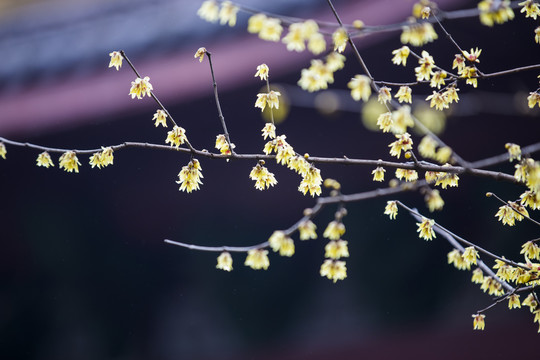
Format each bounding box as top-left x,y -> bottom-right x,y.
245,249 -> 270,270
152,109 -> 167,127
268,231 -> 294,257
325,240 -> 349,259
478,0 -> 514,26
298,166 -> 323,197
36,152 -> 54,168
323,178 -> 341,190
176,159 -> 203,193
480,276 -> 504,296
425,189 -> 444,212
197,0 -> 219,22
448,249 -> 465,270
259,17 -> 283,42
377,112 -> 393,132
426,91 -> 449,111
194,47 -> 206,63
505,143 -> 522,162
435,146 -> 452,164
418,135 -> 437,159
308,32 -> 326,55
444,86 -> 460,104
378,87 -> 392,104
298,68 -> 326,92
391,106 -> 414,134
0,142 -> 6,159
129,76 -> 153,99
519,0 -> 540,19
323,221 -> 345,240
395,168 -> 418,182
282,23 -> 306,52
425,171 -> 437,183
261,123 -> 276,140
415,50 -> 435,81
348,74 -> 371,102
326,52 -> 346,72
460,66 -> 478,88
298,220 -> 317,240
332,27 -> 348,53
401,22 -> 438,46
495,204 -> 517,226
523,293 -> 538,312
384,201 -> 398,220
249,162 -> 277,190
521,241 -> 540,261
434,168 -> 459,189
372,166 -> 386,182
508,294 -> 521,309
165,126 -> 188,148
462,47 -> 482,63
453,54 -> 466,72
395,86 -> 412,103
417,217 -> 436,240
215,134 -> 235,155
391,46 -> 410,66
430,71 -> 447,89
535,27 -> 540,43
528,91 -> 540,108
521,190 -> 540,210
388,132 -> 413,158
255,64 -> 269,81
420,6 -> 431,19
59,151 -> 81,173
472,268 -> 484,284
472,314 -> 485,330
248,13 -> 267,33
320,259 -> 347,282
462,246 -> 479,266
218,1 -> 238,27
108,51 -> 123,70
216,252 -> 233,271
267,90 -> 281,109
89,146 -> 114,169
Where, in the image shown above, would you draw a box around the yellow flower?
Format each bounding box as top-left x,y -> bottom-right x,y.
377,87 -> 392,104
248,13 -> 267,33
452,54 -> 466,72
249,162 -> 277,190
108,51 -> 123,70
298,220 -> 317,240
377,112 -> 393,133
282,23 -> 306,52
505,143 -> 521,162
417,217 -> 436,241
372,166 -> 386,182
348,74 -> 371,102
460,66 -> 478,88
508,294 -> 521,309
267,90 -> 281,109
278,237 -> 295,257
274,137 -> 295,165
521,241 -> 540,260
444,86 -> 460,104
323,178 -> 341,190
426,91 -> 449,111
495,204 -> 517,226
471,268 -> 484,284
197,0 -> 219,22
395,168 -> 418,182
59,151 -> 81,173
395,86 -> 412,103
425,189 -> 444,212
430,71 -> 447,89
216,252 -> 233,271
391,106 -> 414,134
535,27 -> 540,44
462,246 -> 479,266
261,123 -> 276,140
176,159 -> 203,193
520,190 -> 540,210
388,133 -> 413,158
415,50 -> 435,81
152,109 -> 168,127
215,134 -> 235,155
462,47 -> 482,63
129,76 -> 153,99
325,240 -> 349,259
384,201 -> 398,220
194,47 -> 206,62
165,126 -> 188,148
527,91 -> 540,108
36,152 -> 54,168
435,146 -> 452,164
481,276 -> 504,296
218,1 -> 238,27
288,156 -> 310,177
298,68 -> 325,92
391,46 -> 410,66
332,27 -> 348,53
478,0 -> 514,26
401,22 -> 438,46
323,221 -> 345,240
434,169 -> 459,189
472,314 -> 485,330
308,32 -> 326,55
0,142 -> 6,159
254,64 -> 269,81
245,249 -> 270,270
89,146 -> 114,169
418,135 -> 437,159
523,293 -> 538,312
420,6 -> 431,19
320,259 -> 347,282
519,0 -> 540,19
298,166 -> 323,197
325,52 -> 346,72
259,17 -> 283,42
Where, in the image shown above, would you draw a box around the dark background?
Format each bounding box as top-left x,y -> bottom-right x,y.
1,0 -> 540,359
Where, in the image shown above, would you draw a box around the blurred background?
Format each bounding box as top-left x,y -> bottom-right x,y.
1,0 -> 540,359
